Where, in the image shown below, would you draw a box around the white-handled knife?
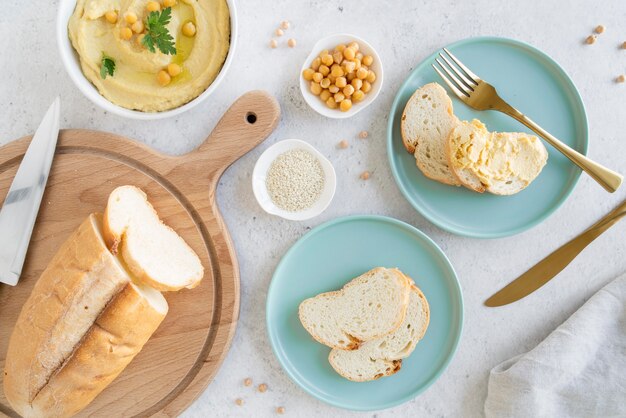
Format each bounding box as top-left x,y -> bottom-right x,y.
0,97 -> 60,286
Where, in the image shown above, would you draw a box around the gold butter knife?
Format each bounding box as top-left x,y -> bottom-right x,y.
485,198 -> 626,307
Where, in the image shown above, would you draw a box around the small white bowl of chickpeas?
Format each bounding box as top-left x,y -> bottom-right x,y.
300,34 -> 383,119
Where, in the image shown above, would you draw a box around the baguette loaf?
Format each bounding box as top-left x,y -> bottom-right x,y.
3,214 -> 168,418
328,284 -> 430,382
298,268 -> 412,350
103,185 -> 203,291
400,83 -> 461,186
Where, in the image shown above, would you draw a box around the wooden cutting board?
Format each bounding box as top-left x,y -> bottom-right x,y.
0,90 -> 280,417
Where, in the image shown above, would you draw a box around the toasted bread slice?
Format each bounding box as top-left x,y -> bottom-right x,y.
103,185 -> 204,291
298,268 -> 412,350
328,284 -> 430,382
400,82 -> 461,186
447,119 -> 490,193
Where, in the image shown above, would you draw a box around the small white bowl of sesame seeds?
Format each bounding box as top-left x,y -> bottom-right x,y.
252,139 -> 336,221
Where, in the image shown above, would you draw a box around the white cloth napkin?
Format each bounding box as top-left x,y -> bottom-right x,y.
484,273 -> 626,418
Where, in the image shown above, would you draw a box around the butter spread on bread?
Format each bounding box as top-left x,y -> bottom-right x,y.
298,267 -> 412,350
448,120 -> 548,195
329,283 -> 430,381
4,186 -> 203,418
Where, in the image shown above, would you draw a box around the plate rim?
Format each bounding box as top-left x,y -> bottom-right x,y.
265,214 -> 464,411
386,36 -> 589,239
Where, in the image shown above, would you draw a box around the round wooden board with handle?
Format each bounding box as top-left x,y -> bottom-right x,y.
0,91 -> 280,417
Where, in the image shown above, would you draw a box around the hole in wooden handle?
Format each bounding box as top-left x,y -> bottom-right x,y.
245,112 -> 257,124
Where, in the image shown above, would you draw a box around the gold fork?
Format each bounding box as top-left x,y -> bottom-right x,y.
432,48 -> 623,193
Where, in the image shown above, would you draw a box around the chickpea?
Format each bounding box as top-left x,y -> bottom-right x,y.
328,85 -> 339,94
146,1 -> 160,12
131,20 -> 144,33
348,41 -> 359,51
343,84 -> 355,97
120,27 -> 133,40
330,64 -> 344,77
342,61 -> 356,74
269,39 -> 278,48
321,54 -> 334,66
157,70 -> 171,86
167,63 -> 182,76
136,33 -> 146,46
124,12 -> 137,24
353,58 -> 361,70
310,82 -> 322,95
311,57 -> 321,71
595,25 -> 605,34
333,50 -> 343,64
105,11 -> 118,24
325,97 -> 338,109
359,130 -> 369,139
340,99 -> 352,112
281,20 -> 290,30
585,35 -> 596,45
275,28 -> 284,36
617,75 -> 625,83
163,0 -> 176,6
312,72 -> 323,83
243,378 -> 253,387
320,78 -> 331,88
336,44 -> 346,52
319,49 -> 329,58
320,89 -> 331,101
343,47 -> 356,60
235,398 -> 244,406
356,52 -> 364,61
362,55 -> 374,66
346,72 -> 355,82
351,78 -> 363,91
302,68 -> 315,81
352,90 -> 365,102
366,70 -> 376,83
335,76 -> 347,88
361,80 -> 372,93
276,406 -> 286,415
258,384 -> 268,393
356,67 -> 368,80
360,171 -> 370,180
287,38 -> 297,48
338,140 -> 349,149
182,21 -> 197,37
334,92 -> 345,103
327,74 -> 336,84
319,65 -> 330,76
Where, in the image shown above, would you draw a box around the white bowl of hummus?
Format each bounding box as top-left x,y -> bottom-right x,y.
57,0 -> 237,119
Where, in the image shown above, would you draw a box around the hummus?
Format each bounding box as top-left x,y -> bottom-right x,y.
68,0 -> 230,112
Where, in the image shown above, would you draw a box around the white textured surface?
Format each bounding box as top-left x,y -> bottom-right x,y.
2,0 -> 626,417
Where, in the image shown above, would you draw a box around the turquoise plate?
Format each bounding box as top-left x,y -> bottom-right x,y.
266,215 -> 463,411
387,37 -> 588,238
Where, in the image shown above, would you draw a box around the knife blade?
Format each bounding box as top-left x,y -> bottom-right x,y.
0,97 -> 60,286
485,198 -> 626,307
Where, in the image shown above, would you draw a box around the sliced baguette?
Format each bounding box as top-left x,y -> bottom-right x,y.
400,82 -> 461,186
3,214 -> 168,418
103,185 -> 204,291
447,119 -> 490,193
447,123 -> 548,195
328,284 -> 430,382
298,268 -> 412,350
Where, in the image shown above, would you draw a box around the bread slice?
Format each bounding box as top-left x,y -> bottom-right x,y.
298,268 -> 412,350
447,123 -> 548,195
328,284 -> 430,382
3,214 -> 168,418
447,119 -> 490,192
400,82 -> 461,186
103,185 -> 204,291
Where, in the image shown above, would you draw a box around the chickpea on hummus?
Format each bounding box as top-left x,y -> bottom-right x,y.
68,0 -> 230,112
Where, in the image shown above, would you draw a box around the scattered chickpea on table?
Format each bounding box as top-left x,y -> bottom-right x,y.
303,41 -> 377,112
258,383 -> 268,393
338,140 -> 349,149
359,130 -> 368,139
243,377 -> 253,386
360,171 -> 370,180
276,406 -> 286,414
235,398 -> 244,406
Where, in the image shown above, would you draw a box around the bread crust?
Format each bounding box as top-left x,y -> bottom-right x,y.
3,214 -> 167,418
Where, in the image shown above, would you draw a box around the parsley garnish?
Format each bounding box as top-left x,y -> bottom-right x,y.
142,7 -> 177,55
100,55 -> 116,79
